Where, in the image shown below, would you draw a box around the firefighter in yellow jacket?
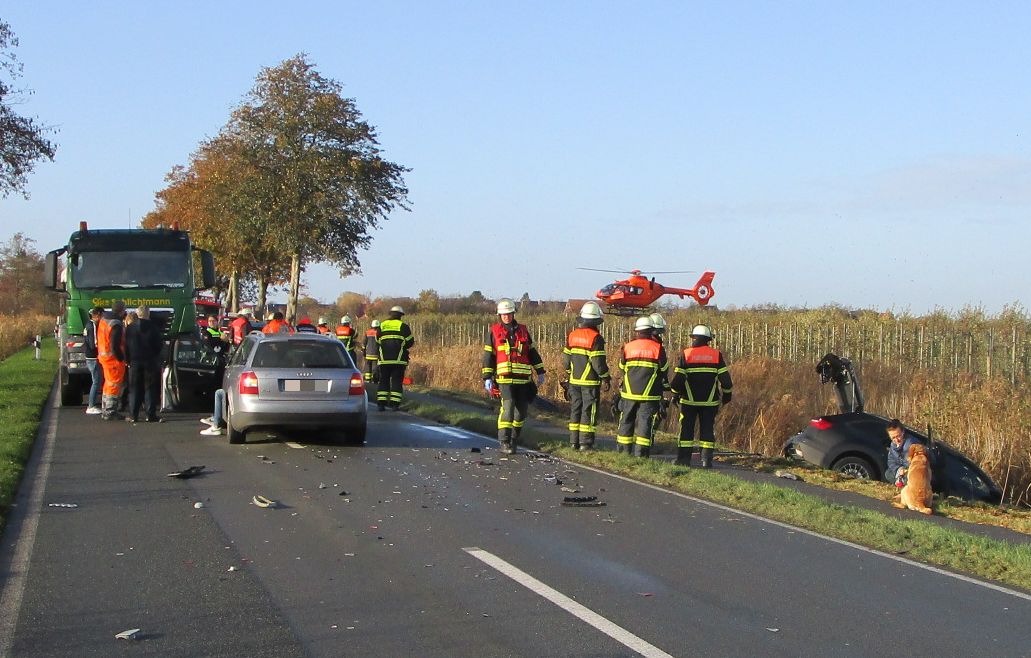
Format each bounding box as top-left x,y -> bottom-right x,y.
377,307 -> 414,411
616,316 -> 670,458
561,301 -> 610,451
483,298 -> 545,454
670,324 -> 732,468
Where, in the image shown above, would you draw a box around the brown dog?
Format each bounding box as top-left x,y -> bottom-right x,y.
891,443 -> 933,515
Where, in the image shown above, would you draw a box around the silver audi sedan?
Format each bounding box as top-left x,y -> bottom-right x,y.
221,331 -> 368,444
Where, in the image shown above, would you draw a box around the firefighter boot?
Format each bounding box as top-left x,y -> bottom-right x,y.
700,448 -> 714,468
616,443 -> 628,454
499,430 -> 515,455
569,430 -> 580,450
634,444 -> 650,459
675,447 -> 693,466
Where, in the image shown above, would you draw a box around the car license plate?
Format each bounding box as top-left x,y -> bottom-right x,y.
282,379 -> 323,392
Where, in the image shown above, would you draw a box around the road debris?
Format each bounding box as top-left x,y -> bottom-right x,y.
115,628 -> 141,640
562,496 -> 606,507
167,465 -> 206,479
774,470 -> 801,481
227,566 -> 238,572
252,495 -> 277,508
470,447 -> 481,453
193,502 -> 205,509
47,503 -> 78,508
257,455 -> 275,464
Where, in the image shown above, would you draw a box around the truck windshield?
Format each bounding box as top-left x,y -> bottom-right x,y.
71,250 -> 191,289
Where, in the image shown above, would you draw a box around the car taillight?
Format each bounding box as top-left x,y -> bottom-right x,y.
809,417 -> 832,431
239,371 -> 259,395
349,373 -> 364,396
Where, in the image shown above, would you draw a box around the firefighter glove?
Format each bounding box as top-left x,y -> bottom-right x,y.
602,379 -> 611,392
721,391 -> 732,405
484,378 -> 494,393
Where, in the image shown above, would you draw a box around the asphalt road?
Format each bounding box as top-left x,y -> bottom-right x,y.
2,394 -> 1030,657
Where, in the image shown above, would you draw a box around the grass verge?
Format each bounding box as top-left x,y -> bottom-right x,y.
402,391 -> 1031,593
0,343 -> 57,532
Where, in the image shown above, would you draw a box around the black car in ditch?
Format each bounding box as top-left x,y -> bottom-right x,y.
782,354 -> 1002,504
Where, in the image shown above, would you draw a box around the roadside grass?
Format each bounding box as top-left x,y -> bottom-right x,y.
402,389 -> 1031,592
0,343 -> 57,531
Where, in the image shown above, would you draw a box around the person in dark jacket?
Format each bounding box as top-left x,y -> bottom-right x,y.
84,306 -> 105,414
377,307 -> 415,411
669,324 -> 732,468
615,316 -> 669,458
561,301 -> 610,451
885,419 -> 927,485
124,305 -> 164,423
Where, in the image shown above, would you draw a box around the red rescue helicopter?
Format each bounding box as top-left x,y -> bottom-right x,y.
582,269 -> 716,315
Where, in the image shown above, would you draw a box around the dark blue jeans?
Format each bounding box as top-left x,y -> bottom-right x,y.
86,358 -> 103,408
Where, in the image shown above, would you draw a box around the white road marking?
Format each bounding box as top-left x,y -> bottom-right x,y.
572,462 -> 1031,603
285,442 -> 305,449
0,387 -> 59,655
413,424 -> 479,440
463,547 -> 674,658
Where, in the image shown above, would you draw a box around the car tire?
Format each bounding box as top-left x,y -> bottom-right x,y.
226,404 -> 245,445
340,422 -> 367,446
831,455 -> 878,480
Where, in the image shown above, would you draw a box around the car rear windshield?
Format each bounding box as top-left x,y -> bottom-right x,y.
252,341 -> 349,369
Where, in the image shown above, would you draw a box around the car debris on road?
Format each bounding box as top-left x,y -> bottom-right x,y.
167,465 -> 206,479
252,495 -> 277,508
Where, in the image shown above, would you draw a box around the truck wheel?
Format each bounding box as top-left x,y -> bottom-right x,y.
60,367 -> 82,406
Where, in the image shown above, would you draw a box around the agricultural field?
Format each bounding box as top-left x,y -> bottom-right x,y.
404,307 -> 1031,506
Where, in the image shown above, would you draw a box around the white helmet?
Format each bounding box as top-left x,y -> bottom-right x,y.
634,316 -> 653,332
496,298 -> 516,314
579,301 -> 603,320
648,313 -> 666,332
691,324 -> 713,339
238,308 -> 252,317
389,305 -> 405,315
371,319 -> 380,328
317,317 -> 327,325
340,315 -> 352,324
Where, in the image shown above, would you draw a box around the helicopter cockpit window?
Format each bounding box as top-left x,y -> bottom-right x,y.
600,284 -> 616,295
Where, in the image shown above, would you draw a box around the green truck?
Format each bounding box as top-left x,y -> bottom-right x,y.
44,222 -> 220,410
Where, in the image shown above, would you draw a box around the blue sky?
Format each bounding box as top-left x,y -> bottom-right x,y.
2,1 -> 1029,314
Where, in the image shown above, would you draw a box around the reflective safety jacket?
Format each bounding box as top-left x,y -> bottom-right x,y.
562,327 -> 610,387
377,319 -> 414,365
618,338 -> 668,401
262,319 -> 294,334
97,316 -> 125,362
482,321 -> 544,384
335,324 -> 355,350
362,328 -> 378,361
230,316 -> 253,345
670,345 -> 732,406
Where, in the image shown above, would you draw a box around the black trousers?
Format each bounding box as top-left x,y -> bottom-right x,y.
497,382 -> 534,441
679,404 -> 718,450
377,364 -> 406,408
128,359 -> 161,420
568,385 -> 600,446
